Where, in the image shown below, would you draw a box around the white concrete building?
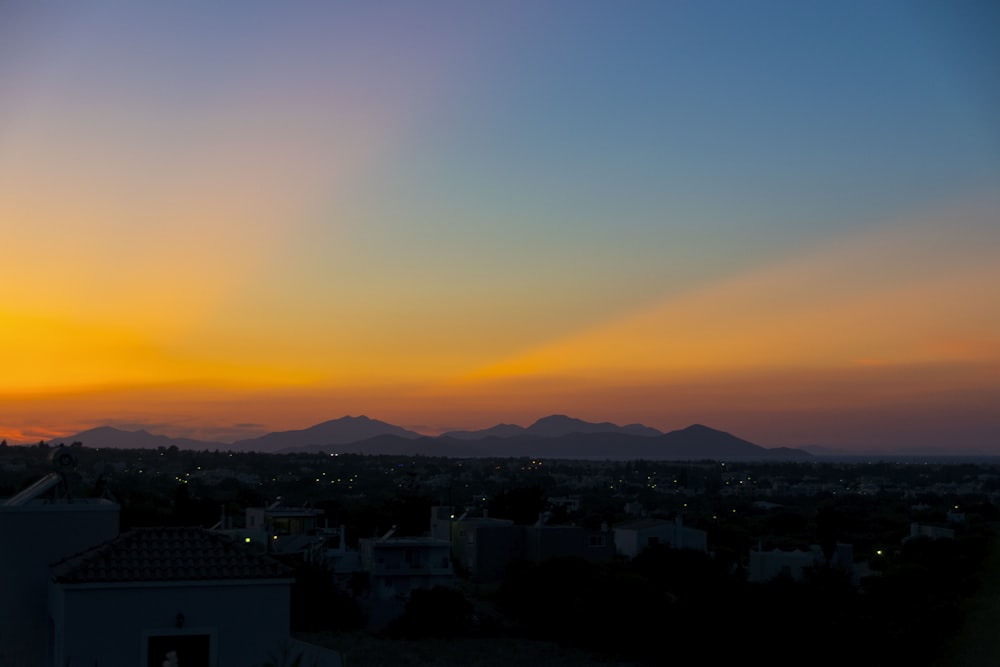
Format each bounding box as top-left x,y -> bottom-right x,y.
907,522 -> 956,541
613,516 -> 708,559
748,542 -> 855,583
49,526 -> 296,667
359,532 -> 454,601
239,503 -> 331,562
1,451 -> 120,667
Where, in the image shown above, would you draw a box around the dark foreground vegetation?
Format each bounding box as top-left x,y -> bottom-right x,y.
318,535 -> 996,666
3,441 -> 999,666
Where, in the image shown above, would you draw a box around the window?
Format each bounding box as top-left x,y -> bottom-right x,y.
589,535 -> 606,547
272,518 -> 292,536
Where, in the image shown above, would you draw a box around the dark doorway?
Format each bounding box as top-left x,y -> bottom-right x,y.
147,633 -> 210,667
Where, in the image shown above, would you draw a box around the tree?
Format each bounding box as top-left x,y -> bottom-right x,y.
384,586 -> 476,638
487,485 -> 546,524
815,505 -> 843,563
290,562 -> 363,633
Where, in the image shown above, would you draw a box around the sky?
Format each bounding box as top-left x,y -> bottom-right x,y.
1,1 -> 998,452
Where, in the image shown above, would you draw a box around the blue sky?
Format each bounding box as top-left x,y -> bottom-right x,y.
1,1 -> 998,450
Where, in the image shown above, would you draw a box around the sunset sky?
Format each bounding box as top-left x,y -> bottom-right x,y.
2,1 -> 998,452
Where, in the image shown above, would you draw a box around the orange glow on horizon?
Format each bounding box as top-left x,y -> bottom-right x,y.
3,199 -> 999,451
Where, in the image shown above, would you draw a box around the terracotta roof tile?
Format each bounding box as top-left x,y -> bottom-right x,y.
51,527 -> 294,583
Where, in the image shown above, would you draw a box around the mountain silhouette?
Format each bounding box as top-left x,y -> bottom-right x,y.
657,424 -> 772,458
51,426 -> 227,451
41,416 -> 812,460
526,414 -> 663,437
231,415 -> 422,453
277,421 -> 811,460
441,423 -> 528,440
443,414 -> 663,440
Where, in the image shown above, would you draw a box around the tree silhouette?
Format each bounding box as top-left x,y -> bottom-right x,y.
815,505 -> 843,563
487,485 -> 546,524
384,586 -> 475,639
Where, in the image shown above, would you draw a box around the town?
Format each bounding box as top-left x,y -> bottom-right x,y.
2,440 -> 999,666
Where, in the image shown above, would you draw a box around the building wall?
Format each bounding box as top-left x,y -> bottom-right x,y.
748,548 -> 818,583
456,523 -> 615,582
676,525 -> 708,552
909,522 -> 956,540
614,519 -> 708,559
613,527 -> 643,559
748,543 -> 855,584
614,523 -> 674,559
451,518 -> 517,581
0,501 -> 119,667
244,507 -> 324,555
359,539 -> 454,601
467,525 -> 523,582
526,525 -> 615,563
50,580 -> 291,667
429,505 -> 453,542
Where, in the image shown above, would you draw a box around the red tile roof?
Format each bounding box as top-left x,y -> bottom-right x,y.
51,527 -> 294,583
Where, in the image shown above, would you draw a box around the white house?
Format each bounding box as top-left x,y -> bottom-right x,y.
613,516 -> 708,559
1,452 -> 120,667
231,503 -> 332,562
444,511 -> 520,582
906,522 -> 956,541
358,532 -> 454,602
748,542 -> 855,583
748,546 -> 823,583
49,526 -> 296,667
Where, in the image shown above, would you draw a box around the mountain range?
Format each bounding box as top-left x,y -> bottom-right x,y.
441,415 -> 663,439
41,415 -> 813,461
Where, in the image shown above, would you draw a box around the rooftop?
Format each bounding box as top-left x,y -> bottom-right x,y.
613,518 -> 675,531
362,536 -> 451,547
51,526 -> 294,584
258,508 -> 325,518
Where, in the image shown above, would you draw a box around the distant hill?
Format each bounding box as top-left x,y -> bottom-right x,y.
232,415 -> 422,453
283,434 -> 473,457
280,422 -> 812,461
50,426 -> 227,451
441,423 -> 528,440
42,415 -> 812,460
656,424 -> 771,458
525,414 -> 663,437
442,414 -> 663,439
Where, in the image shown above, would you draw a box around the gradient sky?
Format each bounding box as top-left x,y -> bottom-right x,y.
2,1 -> 998,452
